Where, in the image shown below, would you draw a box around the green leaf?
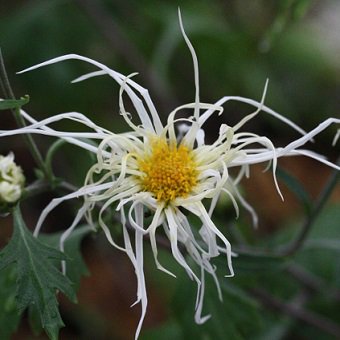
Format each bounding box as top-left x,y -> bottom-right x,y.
0,95 -> 29,110
230,253 -> 286,273
39,225 -> 91,289
260,0 -> 313,52
221,280 -> 259,309
256,316 -> 294,340
28,304 -> 43,336
141,320 -> 182,340
303,239 -> 340,252
293,205 -> 340,287
277,167 -> 311,214
0,267 -> 21,340
0,205 -> 76,340
172,267 -> 264,340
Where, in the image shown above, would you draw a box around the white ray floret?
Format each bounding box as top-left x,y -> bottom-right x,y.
1,9 -> 339,340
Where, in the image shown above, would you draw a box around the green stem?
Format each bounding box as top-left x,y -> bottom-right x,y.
22,180 -> 50,199
233,159 -> 339,259
0,48 -> 52,182
45,139 -> 67,179
278,160 -> 339,256
0,50 -> 15,99
22,179 -> 79,201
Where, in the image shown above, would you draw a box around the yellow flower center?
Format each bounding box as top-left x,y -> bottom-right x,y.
137,138 -> 198,202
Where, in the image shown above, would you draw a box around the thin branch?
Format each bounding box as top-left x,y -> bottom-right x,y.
287,263 -> 340,303
0,75 -> 7,98
278,158 -> 339,256
250,288 -> 340,338
22,180 -> 50,199
0,48 -> 52,181
22,179 -> 78,199
59,180 -> 78,192
72,0 -> 178,113
234,157 -> 339,258
0,51 -> 15,99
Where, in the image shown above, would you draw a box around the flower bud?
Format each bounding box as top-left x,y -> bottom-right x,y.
0,153 -> 25,204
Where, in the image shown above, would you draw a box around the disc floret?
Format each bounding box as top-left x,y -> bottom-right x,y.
137,138 -> 198,202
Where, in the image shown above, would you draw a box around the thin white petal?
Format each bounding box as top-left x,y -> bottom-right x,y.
18,54 -> 163,134
34,182 -> 113,236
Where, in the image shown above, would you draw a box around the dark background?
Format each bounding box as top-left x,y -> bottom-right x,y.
1,1 -> 339,339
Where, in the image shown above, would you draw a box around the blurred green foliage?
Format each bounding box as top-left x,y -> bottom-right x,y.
1,0 -> 338,136
0,0 -> 339,339
142,204 -> 340,340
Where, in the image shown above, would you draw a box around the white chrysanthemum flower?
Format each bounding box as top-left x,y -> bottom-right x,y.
0,152 -> 25,203
1,11 -> 339,339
